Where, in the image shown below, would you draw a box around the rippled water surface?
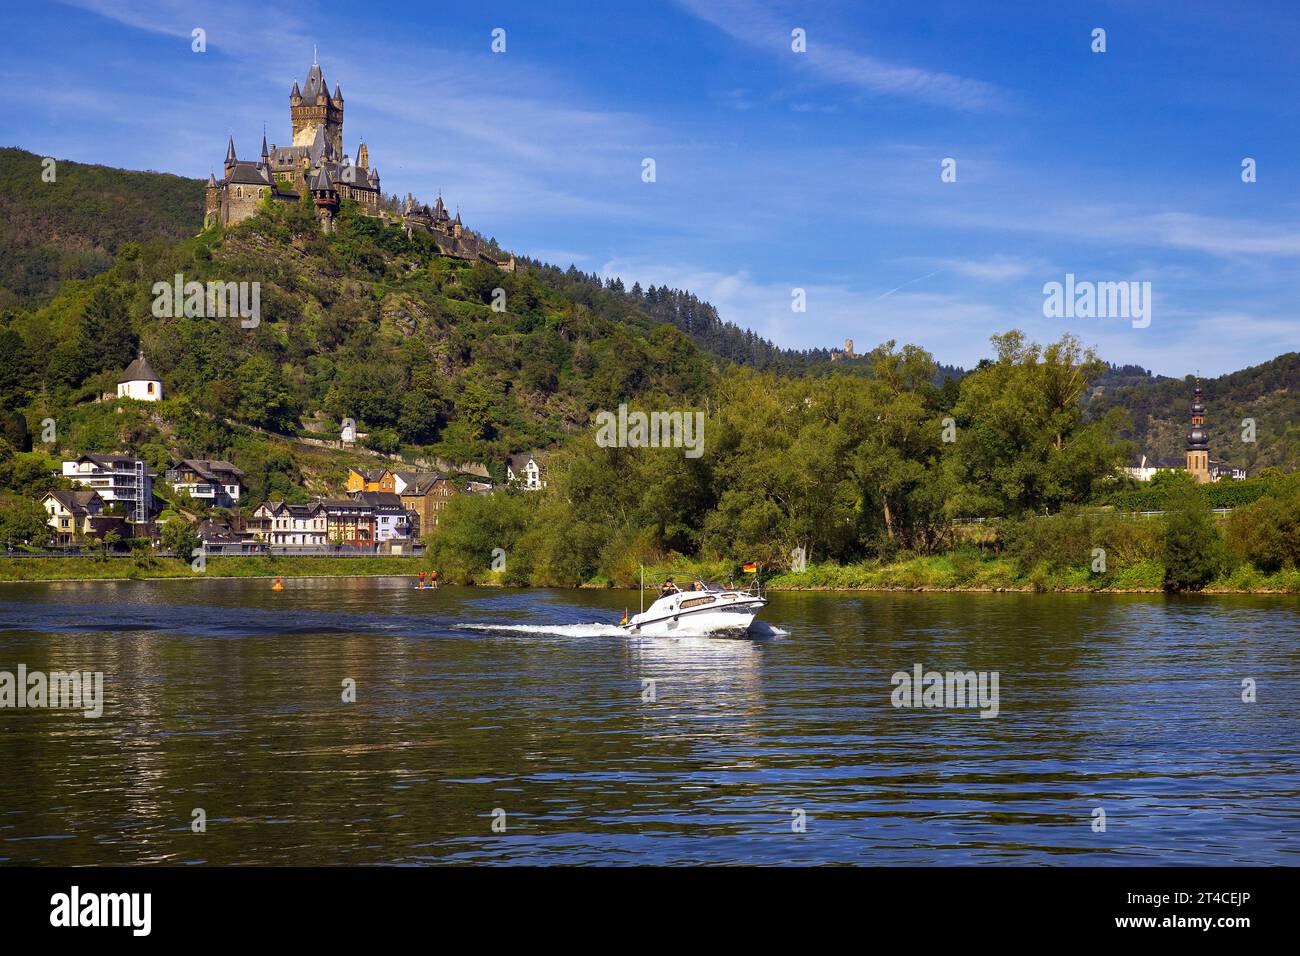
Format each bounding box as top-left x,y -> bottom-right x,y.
0,578 -> 1297,865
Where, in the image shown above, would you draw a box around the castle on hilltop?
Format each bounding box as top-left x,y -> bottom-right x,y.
205,53 -> 512,269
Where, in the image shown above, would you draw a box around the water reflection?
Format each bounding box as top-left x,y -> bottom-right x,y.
0,582 -> 1296,865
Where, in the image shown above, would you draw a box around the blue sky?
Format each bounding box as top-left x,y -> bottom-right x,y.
4,0 -> 1300,376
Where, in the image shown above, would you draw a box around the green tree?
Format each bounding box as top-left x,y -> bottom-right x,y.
948,331 -> 1129,517
1223,486 -> 1300,573
236,355 -> 300,432
160,518 -> 200,560
96,528 -> 122,561
1163,489 -> 1222,592
0,329 -> 36,410
0,496 -> 49,548
0,437 -> 14,489
7,453 -> 66,496
81,283 -> 137,375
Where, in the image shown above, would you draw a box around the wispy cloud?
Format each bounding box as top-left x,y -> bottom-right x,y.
674,0 -> 1006,111
49,0 -> 659,229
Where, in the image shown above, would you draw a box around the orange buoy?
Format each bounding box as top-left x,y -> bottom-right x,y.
272,576 -> 284,591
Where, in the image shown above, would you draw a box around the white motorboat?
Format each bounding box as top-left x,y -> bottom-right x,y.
622,576 -> 767,636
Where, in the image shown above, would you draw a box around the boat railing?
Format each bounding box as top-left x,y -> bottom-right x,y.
637,567 -> 764,612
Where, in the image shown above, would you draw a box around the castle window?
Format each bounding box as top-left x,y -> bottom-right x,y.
236,187 -> 243,198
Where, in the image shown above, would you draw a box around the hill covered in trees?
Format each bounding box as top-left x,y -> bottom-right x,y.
0,193 -> 720,483
0,148 -> 820,369
0,147 -> 1295,517
1087,353 -> 1300,471
0,147 -> 205,308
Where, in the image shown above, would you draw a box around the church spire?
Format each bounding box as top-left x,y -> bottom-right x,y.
1186,379 -> 1211,483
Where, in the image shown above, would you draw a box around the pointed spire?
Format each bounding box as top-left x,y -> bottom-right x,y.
226,135 -> 236,163
261,124 -> 269,164
207,172 -> 218,187
333,83 -> 343,102
291,79 -> 301,99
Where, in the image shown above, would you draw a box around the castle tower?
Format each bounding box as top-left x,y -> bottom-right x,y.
1185,381 -> 1211,483
310,166 -> 339,233
357,141 -> 369,169
204,172 -> 220,226
291,53 -> 343,157
224,135 -> 237,176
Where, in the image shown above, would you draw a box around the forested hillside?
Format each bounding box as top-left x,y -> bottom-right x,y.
1087,353 -> 1300,471
0,147 -> 204,308
0,194 -> 717,482
0,148 -> 816,369
0,147 -> 1295,493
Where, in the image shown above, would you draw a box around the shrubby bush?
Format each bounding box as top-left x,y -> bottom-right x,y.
1223,484 -> 1300,573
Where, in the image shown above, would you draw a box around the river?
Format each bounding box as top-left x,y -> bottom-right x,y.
1,578 -> 1296,865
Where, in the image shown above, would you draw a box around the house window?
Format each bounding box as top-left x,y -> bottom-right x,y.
147,382 -> 154,394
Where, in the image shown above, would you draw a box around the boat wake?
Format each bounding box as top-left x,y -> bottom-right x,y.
456,621 -> 787,639
455,623 -> 629,638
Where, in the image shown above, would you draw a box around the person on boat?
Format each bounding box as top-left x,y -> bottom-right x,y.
692,581 -> 705,591
418,570 -> 426,585
660,578 -> 679,596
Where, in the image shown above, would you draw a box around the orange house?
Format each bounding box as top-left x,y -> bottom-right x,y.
345,467 -> 394,493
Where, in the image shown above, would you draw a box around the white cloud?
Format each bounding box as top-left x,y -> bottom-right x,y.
674,0 -> 1006,111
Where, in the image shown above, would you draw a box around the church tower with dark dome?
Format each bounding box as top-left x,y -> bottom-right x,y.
1185,381 -> 1211,483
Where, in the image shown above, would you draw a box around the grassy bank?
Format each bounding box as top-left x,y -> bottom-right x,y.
764,556 -> 1300,593
453,554 -> 1300,593
0,555 -> 431,582
3,553 -> 1296,592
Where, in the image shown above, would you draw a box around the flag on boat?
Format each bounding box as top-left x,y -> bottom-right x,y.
742,562 -> 758,574
619,609 -> 629,625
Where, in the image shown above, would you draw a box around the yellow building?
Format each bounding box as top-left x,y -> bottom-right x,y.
346,467 -> 394,493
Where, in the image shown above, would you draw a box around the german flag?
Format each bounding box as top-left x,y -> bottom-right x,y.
742,562 -> 758,574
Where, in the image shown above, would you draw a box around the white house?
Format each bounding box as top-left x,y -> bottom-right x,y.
62,453 -> 153,523
117,351 -> 162,401
506,452 -> 546,491
250,502 -> 328,547
165,459 -> 245,507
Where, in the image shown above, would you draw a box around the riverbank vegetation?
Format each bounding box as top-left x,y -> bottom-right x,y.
0,554 -> 432,582
426,336 -> 1300,594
